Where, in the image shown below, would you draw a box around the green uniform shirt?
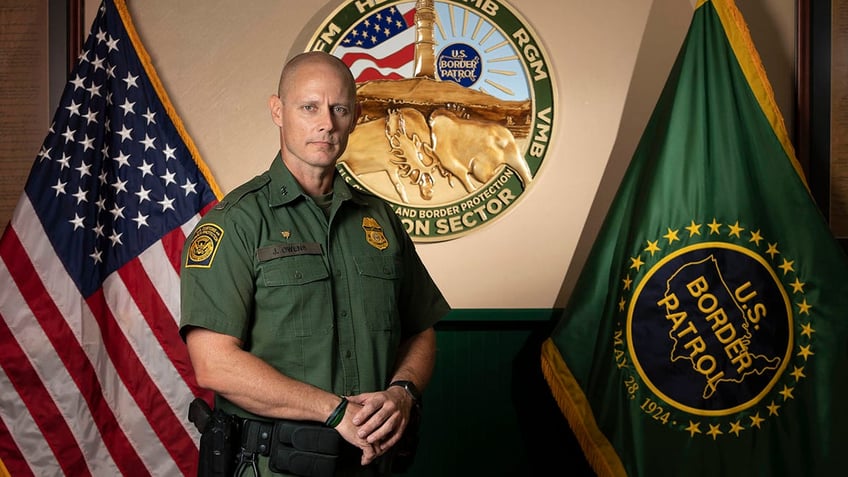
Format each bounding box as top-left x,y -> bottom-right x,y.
180,154 -> 450,419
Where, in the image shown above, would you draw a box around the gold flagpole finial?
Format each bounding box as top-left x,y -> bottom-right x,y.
413,0 -> 437,78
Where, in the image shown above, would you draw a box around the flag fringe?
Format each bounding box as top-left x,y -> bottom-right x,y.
708,0 -> 805,187
113,0 -> 223,201
541,338 -> 627,477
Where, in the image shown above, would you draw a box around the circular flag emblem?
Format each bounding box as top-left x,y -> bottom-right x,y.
612,218 -> 814,440
305,0 -> 555,242
629,242 -> 791,416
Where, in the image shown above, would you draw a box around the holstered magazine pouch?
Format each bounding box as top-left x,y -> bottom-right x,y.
272,419 -> 341,455
269,446 -> 338,477
241,418 -> 341,477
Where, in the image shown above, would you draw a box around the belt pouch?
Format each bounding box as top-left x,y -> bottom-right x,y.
273,419 -> 341,455
269,446 -> 337,477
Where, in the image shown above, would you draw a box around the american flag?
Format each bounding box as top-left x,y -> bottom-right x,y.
0,0 -> 219,475
336,4 -> 417,82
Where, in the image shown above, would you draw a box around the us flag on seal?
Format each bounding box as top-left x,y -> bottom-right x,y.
0,0 -> 220,475
335,3 -> 417,82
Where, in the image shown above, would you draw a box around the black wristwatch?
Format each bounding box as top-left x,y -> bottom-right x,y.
389,380 -> 422,403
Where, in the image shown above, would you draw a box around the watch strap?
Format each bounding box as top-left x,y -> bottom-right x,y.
389,380 -> 421,402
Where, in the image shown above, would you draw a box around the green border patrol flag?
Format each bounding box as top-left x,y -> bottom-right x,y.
541,1 -> 848,476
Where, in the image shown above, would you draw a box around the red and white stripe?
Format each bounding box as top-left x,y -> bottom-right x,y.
0,195 -> 213,476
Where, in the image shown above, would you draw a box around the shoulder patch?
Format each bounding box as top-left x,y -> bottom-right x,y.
186,223 -> 224,268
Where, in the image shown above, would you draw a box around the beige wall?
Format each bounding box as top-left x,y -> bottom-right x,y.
80,0 -> 795,309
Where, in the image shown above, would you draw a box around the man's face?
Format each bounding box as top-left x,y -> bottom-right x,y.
272,61 -> 357,171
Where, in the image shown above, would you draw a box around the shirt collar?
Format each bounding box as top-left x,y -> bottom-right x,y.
267,152 -> 363,207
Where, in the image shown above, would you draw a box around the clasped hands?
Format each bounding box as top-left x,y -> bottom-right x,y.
334,387 -> 416,466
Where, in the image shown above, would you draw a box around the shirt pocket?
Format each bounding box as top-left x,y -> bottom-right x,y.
259,255 -> 331,339
354,255 -> 401,331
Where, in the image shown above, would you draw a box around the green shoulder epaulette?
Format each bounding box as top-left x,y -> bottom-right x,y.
212,173 -> 271,212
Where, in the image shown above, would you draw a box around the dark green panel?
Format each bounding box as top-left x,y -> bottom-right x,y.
401,311 -> 593,477
439,308 -> 559,322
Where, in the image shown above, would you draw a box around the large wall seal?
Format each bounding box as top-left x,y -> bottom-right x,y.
305,0 -> 555,242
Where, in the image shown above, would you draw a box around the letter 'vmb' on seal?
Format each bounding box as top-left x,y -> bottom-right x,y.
655,255 -> 780,400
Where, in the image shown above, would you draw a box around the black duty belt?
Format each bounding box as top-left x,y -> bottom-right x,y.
239,418 -> 342,477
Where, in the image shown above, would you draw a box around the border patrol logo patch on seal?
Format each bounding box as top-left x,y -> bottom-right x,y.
615,218 -> 813,438
186,223 -> 224,268
306,0 -> 554,242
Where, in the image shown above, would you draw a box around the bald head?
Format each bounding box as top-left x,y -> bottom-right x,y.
277,51 -> 356,104
267,50 -> 360,193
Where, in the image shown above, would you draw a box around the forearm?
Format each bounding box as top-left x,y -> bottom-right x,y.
185,326 -> 339,422
389,327 -> 436,390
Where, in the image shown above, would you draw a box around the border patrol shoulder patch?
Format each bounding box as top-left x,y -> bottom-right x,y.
186,223 -> 224,268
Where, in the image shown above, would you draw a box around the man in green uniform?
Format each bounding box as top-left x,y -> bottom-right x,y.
180,51 -> 450,476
